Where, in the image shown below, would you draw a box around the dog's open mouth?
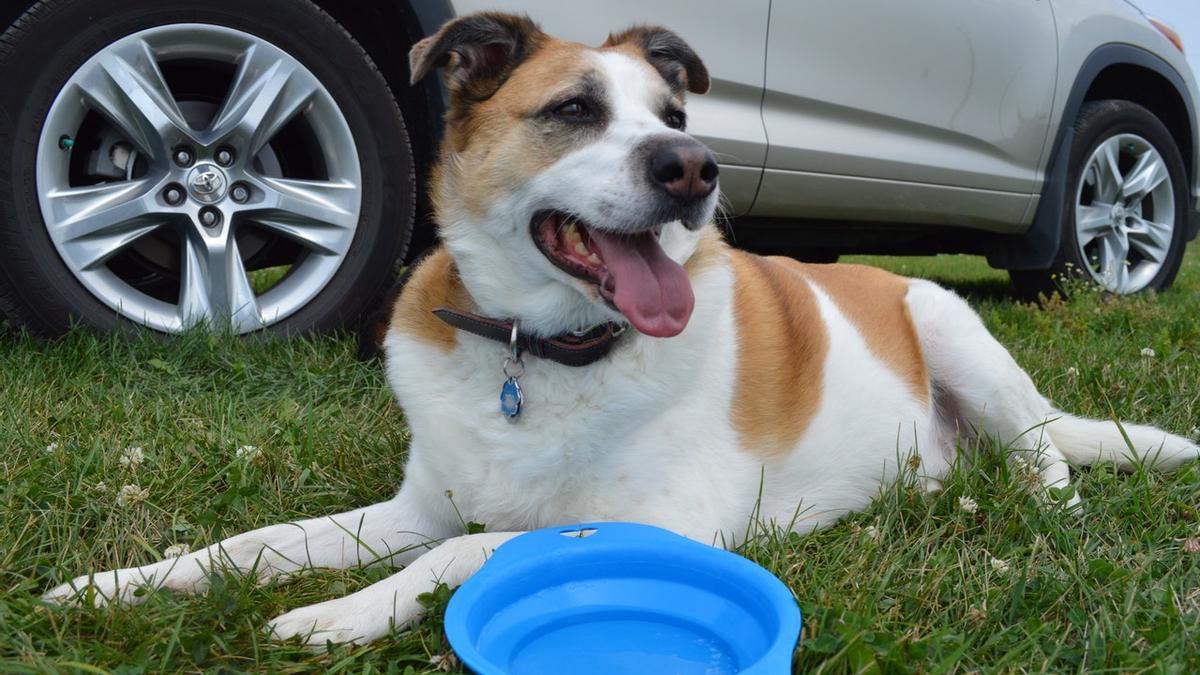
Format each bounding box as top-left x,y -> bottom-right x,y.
532,211 -> 694,338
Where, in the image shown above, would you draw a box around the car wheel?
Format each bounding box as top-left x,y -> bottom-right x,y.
1012,100 -> 1188,298
0,0 -> 413,336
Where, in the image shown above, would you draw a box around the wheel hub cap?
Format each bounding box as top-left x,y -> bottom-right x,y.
186,164 -> 228,203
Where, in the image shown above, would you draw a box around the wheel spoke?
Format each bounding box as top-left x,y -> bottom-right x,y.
43,181 -> 170,269
1125,216 -> 1172,264
1097,231 -> 1130,292
242,176 -> 358,255
179,230 -> 263,331
1120,150 -> 1169,205
74,39 -> 192,160
1094,139 -> 1125,201
207,44 -> 320,154
1075,203 -> 1111,246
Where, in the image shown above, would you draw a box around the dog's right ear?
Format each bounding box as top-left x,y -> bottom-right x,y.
409,12 -> 545,100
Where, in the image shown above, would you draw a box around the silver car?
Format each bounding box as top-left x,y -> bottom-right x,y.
0,0 -> 1195,336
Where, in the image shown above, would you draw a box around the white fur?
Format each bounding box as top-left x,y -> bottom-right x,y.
44,44 -> 1200,649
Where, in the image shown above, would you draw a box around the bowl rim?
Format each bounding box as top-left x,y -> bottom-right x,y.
444,521 -> 802,674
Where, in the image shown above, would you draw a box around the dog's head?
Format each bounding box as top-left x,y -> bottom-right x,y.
410,13 -> 718,338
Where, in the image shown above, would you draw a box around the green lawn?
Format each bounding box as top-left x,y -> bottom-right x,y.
2,249 -> 1198,673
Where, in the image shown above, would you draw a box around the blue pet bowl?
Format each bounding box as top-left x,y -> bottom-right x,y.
444,522 -> 801,674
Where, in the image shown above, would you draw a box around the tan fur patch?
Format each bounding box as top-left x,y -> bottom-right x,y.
389,248 -> 473,352
683,225 -> 728,277
433,39 -> 600,222
603,40 -> 654,64
772,260 -> 929,403
729,251 -> 828,458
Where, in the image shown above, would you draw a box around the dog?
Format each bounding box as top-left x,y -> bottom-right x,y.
45,12 -> 1200,647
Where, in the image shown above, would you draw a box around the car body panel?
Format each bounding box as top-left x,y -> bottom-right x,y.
449,0 -> 770,216
753,0 -> 1058,232
751,171 -> 1033,233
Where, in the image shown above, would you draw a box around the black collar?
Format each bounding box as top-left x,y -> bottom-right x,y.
432,307 -> 626,367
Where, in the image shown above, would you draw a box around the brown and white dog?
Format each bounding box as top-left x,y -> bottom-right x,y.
46,13 -> 1200,646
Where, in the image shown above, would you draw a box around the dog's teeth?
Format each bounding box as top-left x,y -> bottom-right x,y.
587,253 -> 601,265
574,242 -> 589,256
565,223 -> 581,242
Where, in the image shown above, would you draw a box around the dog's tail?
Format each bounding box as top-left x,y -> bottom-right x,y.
1046,412 -> 1200,471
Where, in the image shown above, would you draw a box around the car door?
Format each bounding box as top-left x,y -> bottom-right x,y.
754,0 -> 1058,232
448,0 -> 771,215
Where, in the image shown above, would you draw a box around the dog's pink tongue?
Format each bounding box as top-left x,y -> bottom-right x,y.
588,229 -> 694,337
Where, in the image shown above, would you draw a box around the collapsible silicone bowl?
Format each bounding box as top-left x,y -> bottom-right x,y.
444,522 -> 801,674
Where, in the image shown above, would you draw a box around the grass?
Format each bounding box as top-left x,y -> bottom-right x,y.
2,248 -> 1198,673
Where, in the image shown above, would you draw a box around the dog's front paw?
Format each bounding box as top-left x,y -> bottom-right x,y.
267,597 -> 395,648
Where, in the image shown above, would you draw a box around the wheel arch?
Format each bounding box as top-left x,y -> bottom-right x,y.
1083,62 -> 1193,190
987,43 -> 1199,270
310,0 -> 452,261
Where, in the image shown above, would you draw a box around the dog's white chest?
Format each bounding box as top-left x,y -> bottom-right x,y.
380,269 -> 747,533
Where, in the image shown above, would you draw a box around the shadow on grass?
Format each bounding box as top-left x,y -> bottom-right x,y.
923,277 -> 1017,304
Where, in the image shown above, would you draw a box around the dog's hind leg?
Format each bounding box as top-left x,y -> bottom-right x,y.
906,280 -> 1199,505
43,486 -> 454,607
266,531 -> 522,646
906,280 -> 1081,504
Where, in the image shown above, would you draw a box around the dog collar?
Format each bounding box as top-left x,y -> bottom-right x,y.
431,307 -> 627,368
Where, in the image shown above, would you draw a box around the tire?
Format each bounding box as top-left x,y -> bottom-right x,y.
0,0 -> 414,336
1011,100 -> 1189,298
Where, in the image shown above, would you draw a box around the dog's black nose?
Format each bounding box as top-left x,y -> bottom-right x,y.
648,138 -> 718,201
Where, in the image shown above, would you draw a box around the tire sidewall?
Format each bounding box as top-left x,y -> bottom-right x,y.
1058,100 -> 1189,293
0,0 -> 413,335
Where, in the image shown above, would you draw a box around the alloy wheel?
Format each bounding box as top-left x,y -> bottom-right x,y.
36,23 -> 362,333
1073,133 -> 1174,294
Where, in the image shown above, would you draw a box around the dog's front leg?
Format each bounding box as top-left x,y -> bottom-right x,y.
267,531 -> 521,647
43,488 -> 453,607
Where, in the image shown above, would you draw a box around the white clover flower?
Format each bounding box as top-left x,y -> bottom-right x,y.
235,445 -> 262,461
1065,367 -> 1078,380
44,442 -> 59,454
119,446 -> 145,470
162,544 -> 189,558
93,481 -> 108,492
116,483 -> 149,507
958,496 -> 979,514
1183,538 -> 1200,554
964,606 -> 988,624
1140,347 -> 1156,358
850,521 -> 882,541
990,556 -> 1011,574
431,653 -> 459,672
1009,456 -> 1044,492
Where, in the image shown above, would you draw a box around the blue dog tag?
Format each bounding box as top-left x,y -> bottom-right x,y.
500,377 -> 523,419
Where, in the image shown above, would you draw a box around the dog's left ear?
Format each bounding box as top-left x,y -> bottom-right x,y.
409,12 -> 546,100
603,26 -> 710,95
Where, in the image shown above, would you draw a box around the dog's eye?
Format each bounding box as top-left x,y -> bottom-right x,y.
664,109 -> 687,130
554,99 -> 590,120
